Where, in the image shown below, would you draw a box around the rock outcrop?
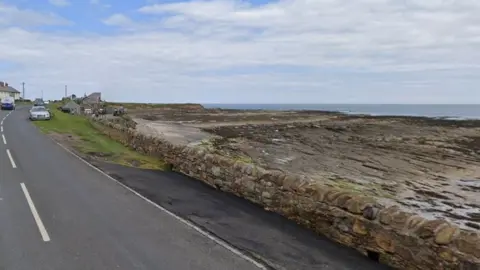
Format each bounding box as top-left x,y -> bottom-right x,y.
90,117 -> 480,270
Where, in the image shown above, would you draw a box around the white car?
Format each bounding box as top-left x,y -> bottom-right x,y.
30,105 -> 43,111
29,106 -> 51,121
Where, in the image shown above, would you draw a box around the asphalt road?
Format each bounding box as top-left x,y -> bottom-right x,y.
0,107 -> 390,270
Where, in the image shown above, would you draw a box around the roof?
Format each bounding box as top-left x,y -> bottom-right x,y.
0,85 -> 20,94
88,92 -> 101,99
82,92 -> 101,104
63,101 -> 81,109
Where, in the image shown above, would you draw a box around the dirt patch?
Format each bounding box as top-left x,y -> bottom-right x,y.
123,158 -> 143,167
85,151 -> 114,159
133,118 -> 216,146
47,133 -> 139,167
48,133 -> 111,161
49,132 -> 82,148
128,109 -> 480,230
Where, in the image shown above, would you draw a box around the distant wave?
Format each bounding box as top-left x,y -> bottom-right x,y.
202,104 -> 480,120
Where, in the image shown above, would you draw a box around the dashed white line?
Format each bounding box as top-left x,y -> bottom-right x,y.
2,112 -> 14,163
1,111 -> 13,133
3,110 -> 50,242
6,149 -> 16,168
20,183 -> 51,242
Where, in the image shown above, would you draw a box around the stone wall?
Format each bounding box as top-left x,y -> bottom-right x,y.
90,118 -> 480,270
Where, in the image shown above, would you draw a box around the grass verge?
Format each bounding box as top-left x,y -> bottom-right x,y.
33,106 -> 166,170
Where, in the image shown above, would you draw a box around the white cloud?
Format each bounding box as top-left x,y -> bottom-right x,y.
48,0 -> 70,7
102,14 -> 133,27
0,3 -> 70,27
1,0 -> 480,103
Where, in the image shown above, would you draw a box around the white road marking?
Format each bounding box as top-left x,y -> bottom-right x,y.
4,110 -> 50,241
20,183 -> 51,242
1,110 -> 14,138
53,140 -> 267,269
6,149 -> 16,168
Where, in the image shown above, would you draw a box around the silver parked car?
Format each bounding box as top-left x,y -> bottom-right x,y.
30,105 -> 45,112
29,106 -> 51,121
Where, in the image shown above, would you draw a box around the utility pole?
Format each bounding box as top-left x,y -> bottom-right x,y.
22,82 -> 25,99
65,85 -> 67,98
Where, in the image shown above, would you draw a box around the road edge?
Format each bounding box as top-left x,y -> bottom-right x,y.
47,135 -> 271,270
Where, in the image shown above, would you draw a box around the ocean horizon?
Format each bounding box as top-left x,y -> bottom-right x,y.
201,104 -> 480,119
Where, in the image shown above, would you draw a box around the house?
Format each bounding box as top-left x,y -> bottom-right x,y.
62,100 -> 81,114
82,92 -> 101,105
0,81 -> 21,100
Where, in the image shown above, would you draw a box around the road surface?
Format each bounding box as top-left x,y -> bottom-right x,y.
0,107 -> 389,270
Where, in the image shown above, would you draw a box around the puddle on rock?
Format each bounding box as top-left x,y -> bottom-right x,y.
457,179 -> 480,191
398,196 -> 480,230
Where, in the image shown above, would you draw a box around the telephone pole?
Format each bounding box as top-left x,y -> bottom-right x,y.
22,82 -> 25,99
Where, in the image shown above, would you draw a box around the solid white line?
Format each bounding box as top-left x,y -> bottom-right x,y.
53,141 -> 267,269
20,183 -> 51,242
2,134 -> 6,145
1,126 -> 3,132
6,149 -> 16,168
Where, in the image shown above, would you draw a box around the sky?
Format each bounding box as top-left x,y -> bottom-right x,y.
1,0 -> 480,104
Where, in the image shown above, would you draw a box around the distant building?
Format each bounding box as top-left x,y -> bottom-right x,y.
62,100 -> 81,114
82,92 -> 101,105
0,81 -> 21,100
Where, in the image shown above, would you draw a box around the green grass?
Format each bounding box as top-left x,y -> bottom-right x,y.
33,105 -> 166,170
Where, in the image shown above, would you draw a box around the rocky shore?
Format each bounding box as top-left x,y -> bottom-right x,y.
127,107 -> 480,230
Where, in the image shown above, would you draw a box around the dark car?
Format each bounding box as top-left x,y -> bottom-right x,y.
33,98 -> 45,107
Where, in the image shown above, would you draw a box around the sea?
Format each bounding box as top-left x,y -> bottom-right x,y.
202,104 -> 480,120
